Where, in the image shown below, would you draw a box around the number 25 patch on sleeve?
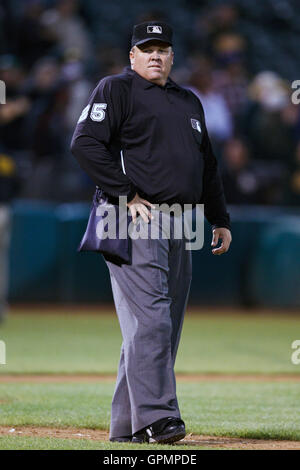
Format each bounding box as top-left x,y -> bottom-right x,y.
90,103 -> 107,122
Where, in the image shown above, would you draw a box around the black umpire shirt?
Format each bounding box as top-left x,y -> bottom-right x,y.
71,66 -> 230,230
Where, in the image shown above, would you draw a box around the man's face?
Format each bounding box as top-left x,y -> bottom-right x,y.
129,41 -> 174,86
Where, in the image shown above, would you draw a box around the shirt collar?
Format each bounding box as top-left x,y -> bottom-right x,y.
123,66 -> 180,91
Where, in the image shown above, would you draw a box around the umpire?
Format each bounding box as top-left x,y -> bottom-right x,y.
71,21 -> 232,444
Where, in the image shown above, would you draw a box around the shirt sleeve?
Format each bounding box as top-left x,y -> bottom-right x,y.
198,100 -> 231,231
70,77 -> 136,202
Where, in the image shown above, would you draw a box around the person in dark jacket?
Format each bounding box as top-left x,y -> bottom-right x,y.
71,21 -> 232,444
0,152 -> 20,323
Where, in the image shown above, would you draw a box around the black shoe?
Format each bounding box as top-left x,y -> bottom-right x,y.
110,435 -> 132,442
132,417 -> 186,444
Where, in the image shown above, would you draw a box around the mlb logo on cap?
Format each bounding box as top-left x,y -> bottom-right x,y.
131,21 -> 173,48
147,25 -> 162,34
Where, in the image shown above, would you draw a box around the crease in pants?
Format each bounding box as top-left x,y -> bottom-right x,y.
106,211 -> 192,438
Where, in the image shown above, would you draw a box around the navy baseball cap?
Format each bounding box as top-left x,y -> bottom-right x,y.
131,21 -> 173,48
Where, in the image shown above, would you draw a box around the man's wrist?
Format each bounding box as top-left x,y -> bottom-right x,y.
127,187 -> 137,204
212,224 -> 231,231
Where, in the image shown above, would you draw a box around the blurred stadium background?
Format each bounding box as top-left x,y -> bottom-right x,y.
0,0 -> 300,312
1,0 -> 300,451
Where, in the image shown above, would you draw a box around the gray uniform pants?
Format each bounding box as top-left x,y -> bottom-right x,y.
105,209 -> 192,438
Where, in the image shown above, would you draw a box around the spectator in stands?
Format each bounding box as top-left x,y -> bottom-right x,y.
61,54 -> 92,132
285,141 -> 300,205
22,57 -> 68,161
239,71 -> 298,164
94,45 -> 128,79
16,0 -> 58,71
18,57 -> 71,200
188,3 -> 241,56
0,55 -> 30,153
212,32 -> 249,126
188,59 -> 233,143
0,151 -> 21,323
0,0 -> 17,56
220,137 -> 285,204
40,0 -> 93,63
188,3 -> 249,126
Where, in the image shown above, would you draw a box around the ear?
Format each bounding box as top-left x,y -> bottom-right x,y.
129,48 -> 135,66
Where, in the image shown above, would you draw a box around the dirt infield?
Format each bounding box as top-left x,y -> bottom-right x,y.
1,425 -> 300,450
1,373 -> 300,383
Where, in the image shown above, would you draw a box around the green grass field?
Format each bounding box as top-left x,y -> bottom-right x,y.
0,309 -> 299,374
0,309 -> 300,450
0,435 -> 228,451
0,382 -> 300,440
